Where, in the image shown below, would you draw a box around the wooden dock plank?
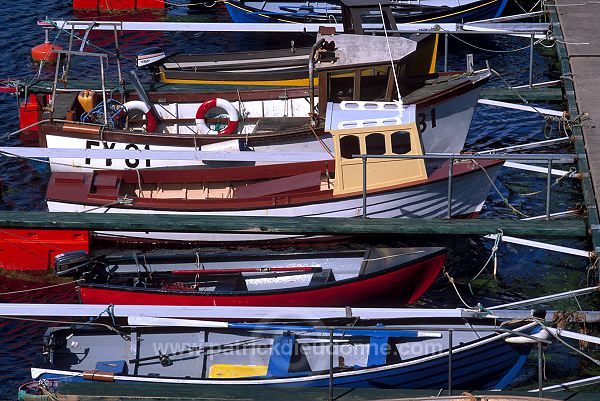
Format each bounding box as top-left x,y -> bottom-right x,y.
555,0 -> 600,244
0,211 -> 587,237
479,87 -> 563,102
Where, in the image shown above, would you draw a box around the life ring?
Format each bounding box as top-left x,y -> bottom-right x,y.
123,100 -> 158,132
195,98 -> 239,135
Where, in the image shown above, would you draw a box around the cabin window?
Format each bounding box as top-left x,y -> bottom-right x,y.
360,67 -> 390,101
340,135 -> 361,159
327,69 -> 355,103
391,131 -> 411,154
365,133 -> 386,155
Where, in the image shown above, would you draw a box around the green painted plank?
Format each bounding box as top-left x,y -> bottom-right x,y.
0,211 -> 587,237
479,87 -> 563,102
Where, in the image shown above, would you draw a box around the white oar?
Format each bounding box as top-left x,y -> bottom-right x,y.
127,316 -> 442,338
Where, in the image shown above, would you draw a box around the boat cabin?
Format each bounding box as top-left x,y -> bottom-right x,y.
330,107 -> 426,195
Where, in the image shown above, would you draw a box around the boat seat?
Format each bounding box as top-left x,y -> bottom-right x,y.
213,273 -> 248,292
308,269 -> 334,285
234,171 -> 322,199
252,117 -> 309,133
92,174 -> 121,196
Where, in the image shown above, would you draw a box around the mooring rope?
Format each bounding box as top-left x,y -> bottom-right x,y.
469,230 -> 503,285
535,318 -> 600,366
0,280 -> 82,296
0,314 -> 128,338
471,158 -> 529,218
443,269 -> 478,309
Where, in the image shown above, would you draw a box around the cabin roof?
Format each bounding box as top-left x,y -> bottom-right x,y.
315,34 -> 417,70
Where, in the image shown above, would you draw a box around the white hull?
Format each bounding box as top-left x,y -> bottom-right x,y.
45,86 -> 482,173
47,162 -> 502,242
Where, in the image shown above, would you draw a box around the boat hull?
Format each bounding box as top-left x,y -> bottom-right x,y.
77,250 -> 446,306
224,0 -> 509,24
46,160 -> 503,242
31,321 -> 540,390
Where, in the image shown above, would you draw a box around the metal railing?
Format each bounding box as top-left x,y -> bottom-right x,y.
356,152 -> 577,220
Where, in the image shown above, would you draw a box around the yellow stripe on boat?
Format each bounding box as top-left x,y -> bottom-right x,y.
208,364 -> 269,378
162,77 -> 315,87
410,0 -> 499,23
429,34 -> 439,74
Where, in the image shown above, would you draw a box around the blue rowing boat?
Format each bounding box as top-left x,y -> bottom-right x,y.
224,0 -> 510,24
31,318 -> 547,390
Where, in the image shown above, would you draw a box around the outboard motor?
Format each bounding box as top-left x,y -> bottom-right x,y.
136,47 -> 167,70
53,250 -> 90,277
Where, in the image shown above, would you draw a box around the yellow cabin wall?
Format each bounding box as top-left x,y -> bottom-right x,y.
331,123 -> 427,196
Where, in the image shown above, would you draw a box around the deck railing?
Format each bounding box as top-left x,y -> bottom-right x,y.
356,153 -> 577,220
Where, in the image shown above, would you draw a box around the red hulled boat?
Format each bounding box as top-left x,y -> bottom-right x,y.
55,247 -> 447,306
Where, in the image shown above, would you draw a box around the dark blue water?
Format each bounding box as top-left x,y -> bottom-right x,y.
0,2 -> 595,398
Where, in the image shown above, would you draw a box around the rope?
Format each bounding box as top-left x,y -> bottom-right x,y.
471,158 -> 529,218
379,4 -> 401,103
444,269 -> 478,309
468,230 -> 503,293
1,119 -> 51,141
81,196 -> 133,213
0,279 -> 82,296
308,124 -> 334,158
0,314 -> 128,338
535,318 -> 600,365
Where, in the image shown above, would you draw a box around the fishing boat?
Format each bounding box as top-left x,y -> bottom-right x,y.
224,0 -> 511,24
54,246 -> 447,306
36,31 -> 489,172
45,104 -> 504,242
29,316 -> 548,390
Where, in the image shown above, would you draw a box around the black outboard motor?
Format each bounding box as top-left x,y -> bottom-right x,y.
53,250 -> 90,277
135,47 -> 167,70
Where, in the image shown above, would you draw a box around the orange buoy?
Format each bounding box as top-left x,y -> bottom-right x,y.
31,42 -> 63,63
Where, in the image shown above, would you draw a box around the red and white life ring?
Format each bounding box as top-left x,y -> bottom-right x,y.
195,98 -> 239,135
123,100 -> 158,132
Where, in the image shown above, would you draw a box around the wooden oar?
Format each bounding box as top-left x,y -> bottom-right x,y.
170,266 -> 322,275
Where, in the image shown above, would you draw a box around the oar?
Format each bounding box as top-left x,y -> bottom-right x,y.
544,327 -> 600,345
170,266 -> 322,275
127,316 -> 442,338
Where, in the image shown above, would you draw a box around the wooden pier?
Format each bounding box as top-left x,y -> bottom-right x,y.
550,1 -> 600,257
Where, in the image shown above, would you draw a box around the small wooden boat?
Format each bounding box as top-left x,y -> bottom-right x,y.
30,317 -> 548,389
54,247 -> 447,306
224,0 -> 511,24
45,107 -> 504,242
154,1 -> 438,86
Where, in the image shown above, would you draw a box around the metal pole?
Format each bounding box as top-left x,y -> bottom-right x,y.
100,58 -> 108,127
537,340 -> 543,398
448,329 -> 453,395
529,32 -> 534,88
49,53 -> 61,117
362,156 -> 367,219
444,33 -> 448,73
546,159 -> 552,220
113,26 -> 123,92
329,329 -> 334,401
308,38 -> 325,126
447,156 -> 454,218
